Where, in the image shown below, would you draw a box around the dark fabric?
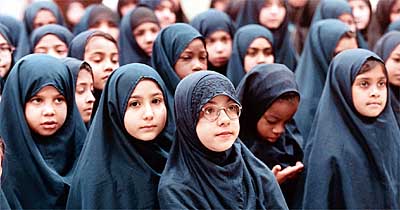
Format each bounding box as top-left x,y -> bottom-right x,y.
0,15 -> 30,62
23,1 -> 65,35
158,71 -> 288,210
30,24 -> 73,53
68,30 -> 99,60
373,31 -> 400,127
294,19 -> 352,141
388,19 -> 400,32
236,63 -> 303,207
73,4 -> 119,36
235,0 -> 298,70
301,48 -> 400,209
0,24 -> 13,95
118,6 -> 159,65
190,9 -> 235,75
0,189 -> 10,210
226,24 -> 273,87
0,54 -> 87,209
66,63 -> 173,209
151,23 -> 204,100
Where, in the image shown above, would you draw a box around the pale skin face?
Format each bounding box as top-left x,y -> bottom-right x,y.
33,9 -> 57,30
174,38 -> 208,79
120,3 -> 137,17
0,33 -> 13,78
75,69 -> 95,123
84,36 -> 119,90
391,0 -> 400,23
205,30 -> 232,68
132,22 -> 160,56
24,86 -> 67,136
89,20 -> 119,41
34,34 -> 68,58
196,95 -> 240,152
333,36 -> 358,57
352,64 -> 387,117
124,79 -> 167,141
385,44 -> 400,87
348,0 -> 371,30
155,0 -> 176,28
244,37 -> 274,72
66,2 -> 85,26
338,13 -> 357,33
258,0 -> 286,29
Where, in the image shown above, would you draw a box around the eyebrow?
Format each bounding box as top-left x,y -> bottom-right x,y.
355,76 -> 387,80
129,92 -> 163,99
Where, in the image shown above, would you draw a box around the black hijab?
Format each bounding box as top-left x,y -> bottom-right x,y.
23,1 -> 65,36
158,71 -> 288,209
0,15 -> 30,62
30,24 -> 73,53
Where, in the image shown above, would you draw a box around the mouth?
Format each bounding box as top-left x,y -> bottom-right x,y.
366,102 -> 382,107
102,75 -> 109,81
41,121 -> 58,129
140,125 -> 157,130
216,131 -> 233,137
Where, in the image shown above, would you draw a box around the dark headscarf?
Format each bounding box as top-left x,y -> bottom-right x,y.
368,0 -> 397,49
73,4 -> 120,36
311,0 -> 368,49
30,24 -> 73,53
158,71 -> 288,209
23,1 -> 65,36
236,63 -> 303,207
119,6 -> 159,65
235,0 -> 298,70
373,31 -> 400,127
301,49 -> 400,209
151,23 -> 204,99
294,19 -> 352,141
388,19 -> 400,32
226,24 -> 274,87
0,54 -> 87,209
0,24 -> 14,95
66,63 -> 173,209
0,15 -> 30,61
190,9 -> 235,75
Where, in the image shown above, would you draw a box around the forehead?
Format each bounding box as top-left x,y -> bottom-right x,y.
85,36 -> 118,53
182,39 -> 206,52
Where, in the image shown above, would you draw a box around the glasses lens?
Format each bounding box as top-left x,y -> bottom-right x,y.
226,104 -> 241,119
203,105 -> 219,121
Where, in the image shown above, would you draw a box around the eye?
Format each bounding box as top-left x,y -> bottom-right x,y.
378,80 -> 387,87
359,80 -> 368,88
246,49 -> 257,57
203,106 -> 217,115
227,104 -> 239,113
55,97 -> 65,104
30,97 -> 42,104
180,55 -> 191,61
152,98 -> 163,104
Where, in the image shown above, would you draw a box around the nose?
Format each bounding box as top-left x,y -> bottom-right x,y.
272,124 -> 284,135
256,52 -> 267,64
192,58 -> 205,72
144,31 -> 155,44
215,41 -> 224,53
217,109 -> 231,126
143,102 -> 154,120
270,4 -> 279,15
42,103 -> 55,116
86,91 -> 95,104
370,85 -> 381,98
104,58 -> 117,73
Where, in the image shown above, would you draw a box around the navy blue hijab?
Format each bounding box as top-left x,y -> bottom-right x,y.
311,0 -> 368,49
0,139 -> 10,210
67,63 -> 173,209
387,19 -> 400,32
158,71 -> 288,209
235,0 -> 298,70
190,9 -> 235,75
30,24 -> 74,53
0,15 -> 30,61
119,6 -> 159,65
236,64 -> 303,207
294,19 -> 352,141
23,1 -> 65,36
373,31 -> 400,127
301,49 -> 400,209
151,23 -> 204,99
73,4 -> 120,36
0,54 -> 87,209
226,24 -> 274,87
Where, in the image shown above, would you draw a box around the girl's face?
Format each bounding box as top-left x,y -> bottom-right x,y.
391,0 -> 400,23
174,38 -> 208,79
66,2 -> 85,26
205,30 -> 232,68
333,36 -> 358,57
0,34 -> 13,78
84,36 -> 119,90
124,79 -> 167,141
120,3 -> 137,17
89,20 -> 119,41
338,13 -> 357,33
34,34 -> 68,58
75,69 -> 95,123
154,0 -> 176,28
196,95 -> 241,152
258,0 -> 286,29
244,37 -> 274,72
385,44 -> 400,87
24,85 -> 67,136
352,64 -> 387,117
33,9 -> 57,30
257,98 -> 299,143
132,22 -> 160,56
349,0 -> 371,30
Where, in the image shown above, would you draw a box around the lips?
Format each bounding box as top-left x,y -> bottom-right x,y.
216,131 -> 233,137
140,125 -> 157,130
366,101 -> 382,107
41,121 -> 57,129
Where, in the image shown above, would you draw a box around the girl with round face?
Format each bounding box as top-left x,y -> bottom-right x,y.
66,63 -> 174,209
142,0 -> 177,28
23,1 -> 65,36
31,24 -> 73,59
119,6 -> 160,66
191,9 -> 235,75
302,49 -> 400,209
348,0 -> 371,32
158,71 -> 288,209
0,54 -> 86,209
226,24 -> 274,87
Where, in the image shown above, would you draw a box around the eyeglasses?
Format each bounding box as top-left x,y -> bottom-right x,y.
201,103 -> 242,122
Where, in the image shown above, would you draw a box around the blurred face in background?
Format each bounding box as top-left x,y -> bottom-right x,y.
349,0 -> 371,30
244,37 -> 274,72
259,0 -> 286,29
33,34 -> 68,58
33,9 -> 57,30
154,0 -> 176,28
205,30 -> 232,68
0,33 -> 13,78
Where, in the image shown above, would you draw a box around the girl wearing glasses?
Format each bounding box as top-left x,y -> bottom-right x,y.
158,71 -> 288,209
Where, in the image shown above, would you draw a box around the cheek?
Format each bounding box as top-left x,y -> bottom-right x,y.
58,104 -> 68,123
256,119 -> 271,138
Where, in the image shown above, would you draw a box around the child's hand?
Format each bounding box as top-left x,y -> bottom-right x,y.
271,161 -> 304,184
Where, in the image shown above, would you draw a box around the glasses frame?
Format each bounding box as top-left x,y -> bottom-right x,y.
201,103 -> 242,122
